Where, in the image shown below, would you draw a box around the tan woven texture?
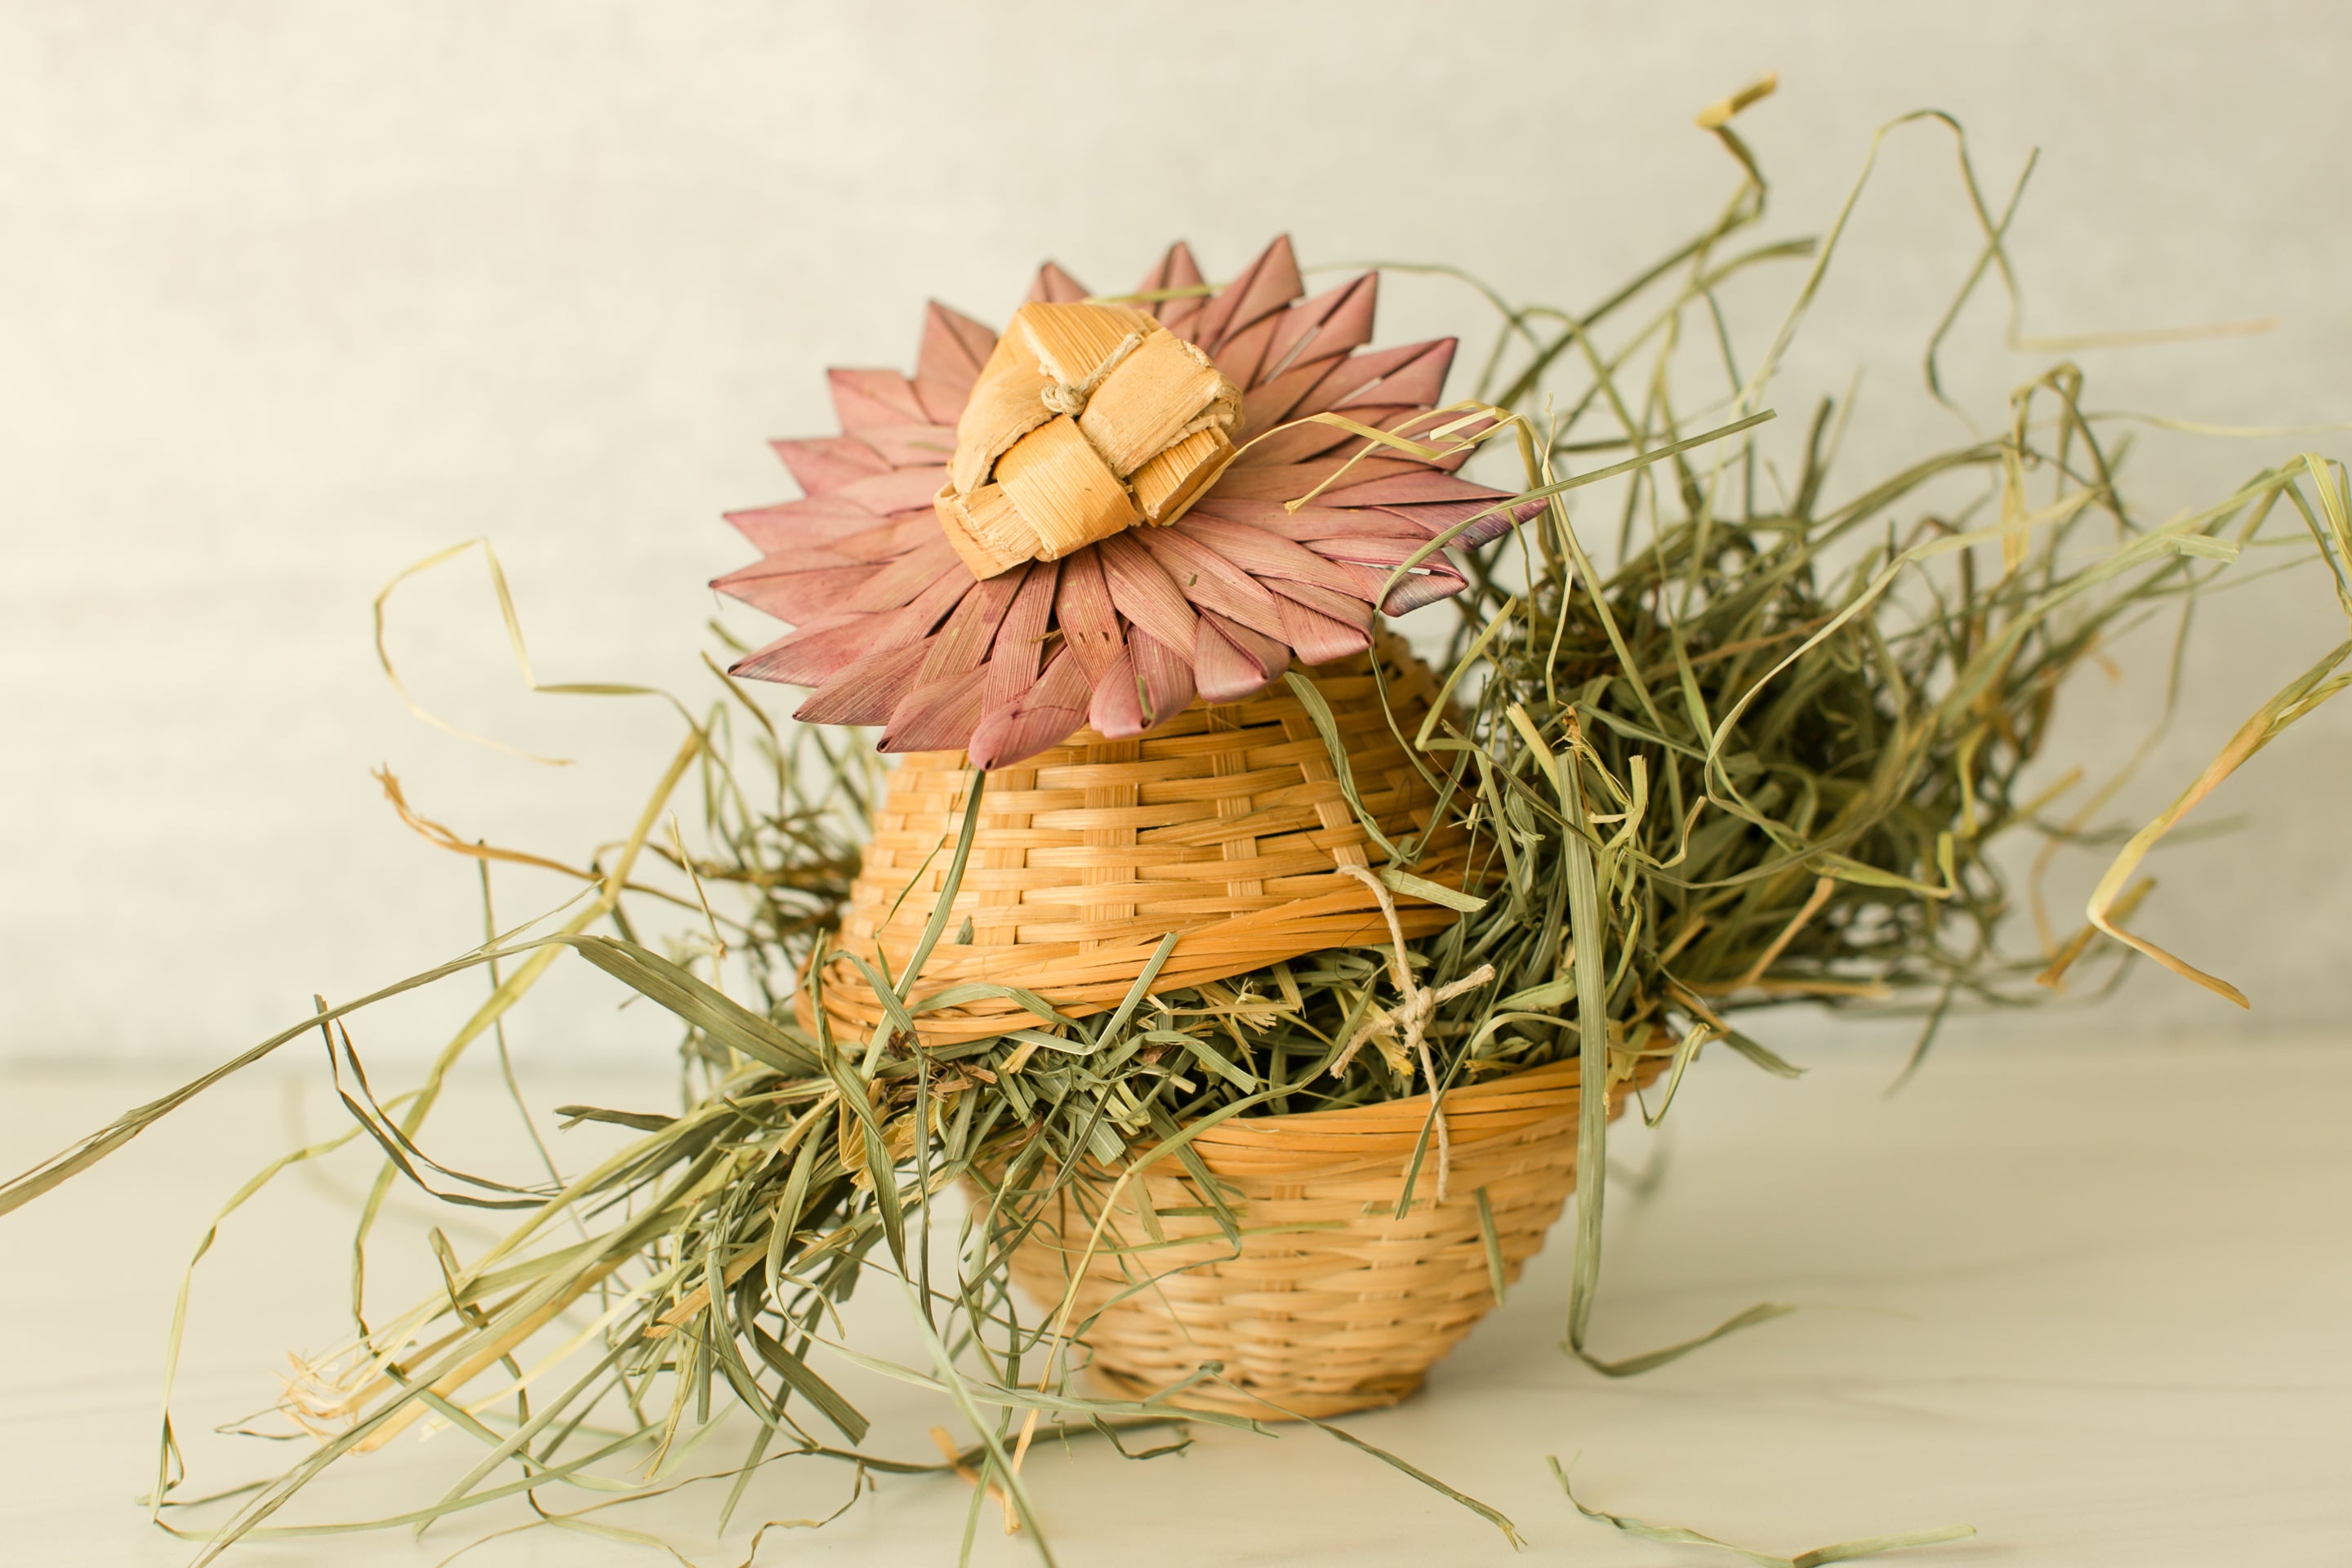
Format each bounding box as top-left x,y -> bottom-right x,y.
994,1055 -> 1664,1419
808,639 -> 1470,1047
935,301 -> 1241,579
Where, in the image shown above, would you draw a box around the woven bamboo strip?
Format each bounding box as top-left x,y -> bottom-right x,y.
808,639 -> 1467,1046
990,1055 -> 1665,1419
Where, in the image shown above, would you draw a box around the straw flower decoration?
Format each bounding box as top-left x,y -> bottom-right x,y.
715,236 -> 1530,766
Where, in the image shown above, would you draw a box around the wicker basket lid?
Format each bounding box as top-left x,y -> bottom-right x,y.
806,636 -> 1468,1045
715,238 -> 1528,1044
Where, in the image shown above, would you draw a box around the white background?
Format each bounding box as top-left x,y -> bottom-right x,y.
3,0 -> 2346,1071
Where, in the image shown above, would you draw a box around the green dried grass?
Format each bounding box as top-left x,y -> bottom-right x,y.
5,91 -> 2349,1565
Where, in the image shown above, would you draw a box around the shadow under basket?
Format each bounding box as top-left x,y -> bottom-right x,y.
990,1054 -> 1660,1420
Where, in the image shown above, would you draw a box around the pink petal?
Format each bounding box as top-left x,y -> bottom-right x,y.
1210,308 -> 1283,390
1377,565 -> 1472,615
835,465 -> 951,517
735,621 -> 874,688
855,424 -> 960,469
843,534 -> 962,615
1191,235 -> 1302,353
915,568 -> 1025,684
1235,358 -> 1345,446
735,568 -> 970,684
1261,273 -> 1378,384
883,662 -> 993,751
1129,629 -> 1195,727
723,493 -> 885,552
1193,613 -> 1278,702
1137,241 -> 1205,337
710,561 -> 880,624
1239,401 -> 1425,467
822,513 -> 946,564
1026,261 -> 1089,305
1317,470 -> 1506,508
1275,595 -> 1370,666
829,368 -> 928,430
1053,549 -> 1125,682
1192,496 -> 1408,536
1207,610 -> 1290,679
1135,527 -> 1289,641
769,436 -> 888,496
1294,555 -> 1394,605
1173,513 -> 1375,599
1329,338 -> 1455,412
1206,454 -> 1424,502
1298,531 -> 1446,571
981,560 -> 1057,715
793,641 -> 931,725
1298,536 -> 1469,613
1378,497 -> 1543,550
914,301 -> 995,425
924,299 -> 996,374
1094,532 -> 1199,654
1192,497 -> 1427,543
1286,338 -> 1457,420
1087,650 -> 1147,737
967,648 -> 1091,768
1258,574 -> 1375,632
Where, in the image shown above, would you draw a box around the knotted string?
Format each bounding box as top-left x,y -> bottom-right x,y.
1330,863 -> 1497,1200
1037,331 -> 1143,421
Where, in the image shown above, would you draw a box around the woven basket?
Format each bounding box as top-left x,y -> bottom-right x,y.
988,1054 -> 1660,1419
808,637 -> 1472,1047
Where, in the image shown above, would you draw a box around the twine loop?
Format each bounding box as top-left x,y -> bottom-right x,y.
1038,329 -> 1142,420
1330,862 -> 1497,1200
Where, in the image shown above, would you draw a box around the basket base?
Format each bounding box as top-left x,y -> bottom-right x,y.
1087,1361 -> 1426,1421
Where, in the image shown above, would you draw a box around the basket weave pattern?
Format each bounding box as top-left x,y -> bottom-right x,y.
994,1057 -> 1654,1418
812,641 -> 1469,1046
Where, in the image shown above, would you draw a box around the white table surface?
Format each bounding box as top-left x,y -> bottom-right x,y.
4,1030 -> 2347,1566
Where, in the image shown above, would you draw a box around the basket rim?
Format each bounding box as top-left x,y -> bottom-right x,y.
981,1054 -> 1657,1185
1188,1055 -> 1585,1143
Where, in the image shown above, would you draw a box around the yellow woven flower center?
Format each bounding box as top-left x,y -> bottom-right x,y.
933,302 -> 1241,579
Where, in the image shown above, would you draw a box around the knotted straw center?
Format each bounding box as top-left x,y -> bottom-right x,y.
934,301 -> 1241,580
